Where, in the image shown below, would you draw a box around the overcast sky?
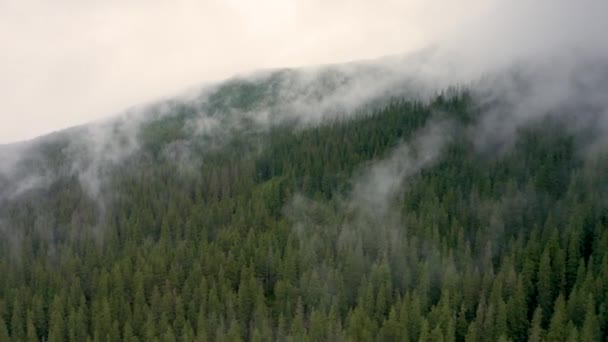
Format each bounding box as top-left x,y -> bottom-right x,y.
2,0 -> 606,144
0,0 -> 498,143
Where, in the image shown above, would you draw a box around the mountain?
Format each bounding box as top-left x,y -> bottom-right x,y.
1,53 -> 607,341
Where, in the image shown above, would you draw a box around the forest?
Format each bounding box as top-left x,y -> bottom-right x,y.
0,87 -> 607,341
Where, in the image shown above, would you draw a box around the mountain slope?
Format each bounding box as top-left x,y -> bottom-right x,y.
1,56 -> 608,341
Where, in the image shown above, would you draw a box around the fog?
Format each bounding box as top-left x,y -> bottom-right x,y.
0,0 -> 607,248
2,0 -> 605,145
0,0 -> 490,144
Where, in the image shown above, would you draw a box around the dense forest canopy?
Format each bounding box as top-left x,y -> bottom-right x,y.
1,59 -> 608,342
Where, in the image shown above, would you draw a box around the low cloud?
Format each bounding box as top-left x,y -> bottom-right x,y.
1,0 -> 607,249
349,119 -> 453,218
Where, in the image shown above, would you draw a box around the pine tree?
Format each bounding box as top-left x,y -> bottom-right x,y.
10,296 -> 25,341
528,307 -> 544,342
47,296 -> 66,342
309,309 -> 327,342
580,296 -> 599,342
464,321 -> 479,342
380,307 -> 403,342
161,325 -> 176,342
418,318 -> 430,342
290,298 -> 306,338
123,321 -> 138,342
0,316 -> 10,342
537,249 -> 554,324
226,320 -> 243,342
26,312 -> 39,342
506,280 -> 528,341
565,321 -> 578,342
546,294 -> 567,342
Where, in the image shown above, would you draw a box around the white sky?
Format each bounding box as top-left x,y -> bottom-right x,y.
0,0 -> 494,143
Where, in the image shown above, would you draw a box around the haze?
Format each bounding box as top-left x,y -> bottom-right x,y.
2,0 -> 606,144
0,0 -> 492,143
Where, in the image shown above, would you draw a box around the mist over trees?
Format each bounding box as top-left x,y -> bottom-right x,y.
0,62 -> 607,342
1,0 -> 607,340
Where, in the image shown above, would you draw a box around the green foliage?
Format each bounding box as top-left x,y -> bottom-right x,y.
0,90 -> 607,341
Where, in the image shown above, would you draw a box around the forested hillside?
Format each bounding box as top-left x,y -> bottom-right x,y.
1,81 -> 608,342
